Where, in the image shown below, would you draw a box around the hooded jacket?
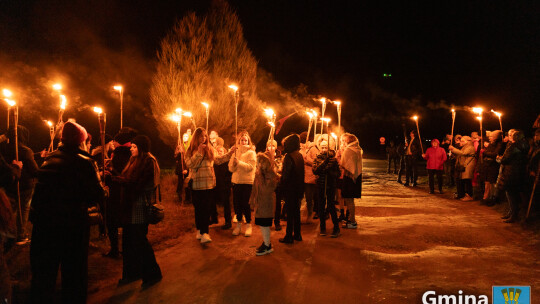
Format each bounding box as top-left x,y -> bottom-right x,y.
302,142 -> 319,184
423,139 -> 447,170
250,153 -> 279,219
281,134 -> 305,199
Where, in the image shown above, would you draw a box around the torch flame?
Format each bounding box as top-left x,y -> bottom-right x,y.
5,99 -> 16,107
451,108 -> 455,113
306,111 -> 313,119
201,102 -> 209,109
46,120 -> 53,127
491,109 -> 502,117
476,116 -> 482,121
472,107 -> 483,114
228,84 -> 238,92
412,115 -> 418,121
331,132 -> 337,139
320,97 -> 326,103
311,109 -> 318,117
183,111 -> 192,117
321,117 -> 331,123
170,114 -> 180,122
2,89 -> 13,98
175,108 -> 182,114
60,95 -> 67,109
113,85 -> 123,92
52,83 -> 62,91
268,122 -> 275,128
333,100 -> 341,106
93,107 -> 103,114
264,108 -> 274,118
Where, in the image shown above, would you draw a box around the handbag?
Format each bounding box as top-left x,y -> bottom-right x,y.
147,203 -> 164,224
147,185 -> 164,224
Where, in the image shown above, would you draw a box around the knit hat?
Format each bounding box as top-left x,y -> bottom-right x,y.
61,121 -> 87,146
131,135 -> 151,153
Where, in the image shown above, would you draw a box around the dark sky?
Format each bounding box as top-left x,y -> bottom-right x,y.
0,0 -> 539,154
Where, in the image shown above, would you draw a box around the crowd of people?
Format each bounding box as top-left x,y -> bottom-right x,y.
386,127 -> 540,223
0,120 -> 162,303
1,114 -> 539,304
174,129 -> 364,254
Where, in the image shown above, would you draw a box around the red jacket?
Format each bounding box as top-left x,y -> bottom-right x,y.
423,145 -> 447,170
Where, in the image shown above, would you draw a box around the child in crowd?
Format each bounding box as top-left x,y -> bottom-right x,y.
250,152 -> 279,255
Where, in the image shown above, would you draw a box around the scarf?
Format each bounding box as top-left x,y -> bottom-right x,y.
341,140 -> 363,180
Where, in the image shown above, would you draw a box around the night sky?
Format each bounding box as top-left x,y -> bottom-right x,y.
1,0 -> 538,157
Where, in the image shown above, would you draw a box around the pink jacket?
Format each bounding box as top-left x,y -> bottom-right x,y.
423,142 -> 447,170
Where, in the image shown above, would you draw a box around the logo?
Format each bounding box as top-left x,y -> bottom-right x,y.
493,286 -> 530,304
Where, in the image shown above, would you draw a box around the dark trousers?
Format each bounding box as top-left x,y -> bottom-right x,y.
304,183 -> 318,216
107,221 -> 119,254
428,169 -> 444,192
122,224 -> 161,282
214,186 -> 232,223
456,178 -> 473,198
284,193 -> 301,237
192,189 -> 213,234
30,224 -> 90,304
405,155 -> 418,185
444,159 -> 455,186
505,190 -> 523,219
397,156 -> 406,181
233,184 -> 252,224
318,185 -> 338,232
387,156 -> 399,173
274,186 -> 283,225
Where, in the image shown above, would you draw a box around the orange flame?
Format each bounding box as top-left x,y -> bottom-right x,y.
52,83 -> 62,91
412,115 -> 418,121
472,107 -> 483,114
60,95 -> 67,110
93,107 -> 103,114
491,109 -> 502,117
113,85 -> 123,92
2,89 -> 12,98
228,84 -> 238,92
170,114 -> 180,122
46,120 -> 53,127
183,112 -> 192,117
201,102 -> 209,109
5,99 -> 15,107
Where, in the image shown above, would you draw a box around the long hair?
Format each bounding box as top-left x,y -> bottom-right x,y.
122,150 -> 146,180
236,130 -> 252,146
187,127 -> 214,161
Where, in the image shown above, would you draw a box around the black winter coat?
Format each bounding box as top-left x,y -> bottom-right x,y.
497,140 -> 529,191
30,145 -> 105,227
312,150 -> 340,190
479,140 -> 505,183
281,135 -> 304,200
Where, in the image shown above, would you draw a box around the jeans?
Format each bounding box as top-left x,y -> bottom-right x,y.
405,155 -> 418,185
318,185 -> 338,232
284,193 -> 301,237
192,189 -> 213,234
214,186 -> 232,224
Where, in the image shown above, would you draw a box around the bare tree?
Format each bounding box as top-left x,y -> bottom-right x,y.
150,0 -> 261,147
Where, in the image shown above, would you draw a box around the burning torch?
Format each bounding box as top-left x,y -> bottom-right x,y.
412,115 -> 424,154
201,102 -> 209,131
491,109 -> 503,133
113,85 -> 124,129
305,110 -> 314,144
264,108 -> 276,142
472,107 -> 484,148
4,94 -> 22,229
